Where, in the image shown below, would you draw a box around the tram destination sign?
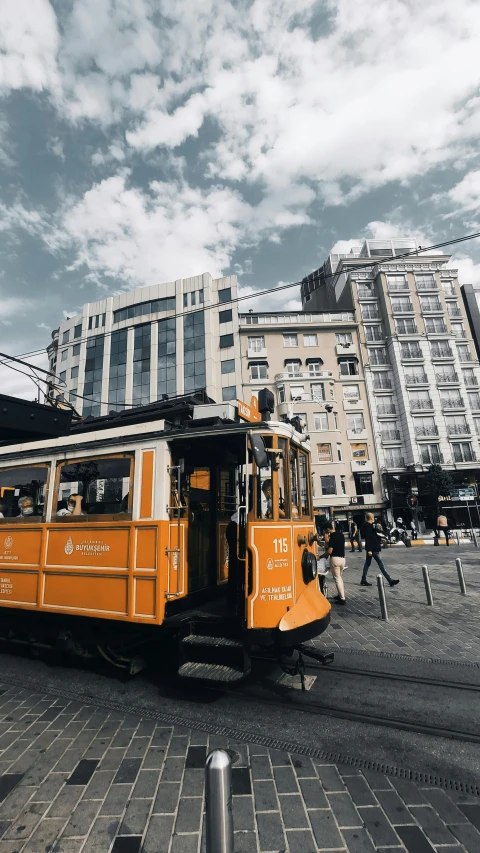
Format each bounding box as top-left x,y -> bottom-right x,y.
237,396 -> 261,423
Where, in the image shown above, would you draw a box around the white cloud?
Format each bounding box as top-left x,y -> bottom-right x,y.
0,351 -> 49,402
0,0 -> 59,94
447,170 -> 480,214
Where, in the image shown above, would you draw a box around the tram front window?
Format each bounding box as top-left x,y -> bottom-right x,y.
0,465 -> 49,521
56,455 -> 132,519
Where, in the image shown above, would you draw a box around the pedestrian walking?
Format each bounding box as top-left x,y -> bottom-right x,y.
349,518 -> 362,552
360,512 -> 399,587
320,522 -> 346,605
436,512 -> 450,545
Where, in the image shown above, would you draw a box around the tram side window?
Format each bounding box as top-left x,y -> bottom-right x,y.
299,451 -> 311,517
56,455 -> 132,519
255,436 -> 273,519
278,438 -> 289,519
289,447 -> 300,518
0,466 -> 49,521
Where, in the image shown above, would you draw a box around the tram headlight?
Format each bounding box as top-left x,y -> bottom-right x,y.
301,549 -> 317,584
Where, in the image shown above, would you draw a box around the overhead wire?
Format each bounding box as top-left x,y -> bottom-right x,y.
1,229 -> 480,411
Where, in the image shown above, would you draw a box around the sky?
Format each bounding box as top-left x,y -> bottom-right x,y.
1,0 -> 480,400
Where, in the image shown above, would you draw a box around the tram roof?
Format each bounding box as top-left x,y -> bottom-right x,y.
0,393 -> 73,445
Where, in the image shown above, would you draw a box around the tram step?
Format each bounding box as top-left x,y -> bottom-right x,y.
182,634 -> 243,648
178,661 -> 246,683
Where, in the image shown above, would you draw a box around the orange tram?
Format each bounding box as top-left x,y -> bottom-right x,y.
0,393 -> 332,683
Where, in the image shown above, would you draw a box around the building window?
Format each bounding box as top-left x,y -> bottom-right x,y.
343,385 -> 360,401
191,291 -> 196,306
368,347 -> 387,365
409,390 -> 433,410
183,294 -> 188,308
222,386 -> 236,401
474,417 -> 480,435
61,349 -> 68,362
74,324 -> 82,339
425,317 -> 447,333
112,297 -> 176,325
431,341 -> 453,359
420,444 -> 442,465
365,324 -> 384,341
385,448 -> 404,467
361,304 -> 380,320
83,335 -> 105,418
451,442 -> 474,463
132,324 -> 151,407
395,318 -> 417,334
351,443 -> 367,460
219,309 -> 232,324
377,396 -> 395,414
391,298 -> 413,313
450,322 -> 466,339
290,384 -> 305,401
158,318 -> 176,398
303,334 -> 317,347
314,413 -> 328,431
71,366 -> 79,379
337,444 -> 342,461
250,363 -> 268,380
401,341 -> 422,359
406,365 -> 427,384
199,290 -> 204,304
278,385 -> 285,404
447,301 -> 460,317
347,413 -> 365,433
354,473 -> 374,495
462,368 -> 477,387
340,475 -> 346,495
420,296 -> 442,312
285,360 -> 300,376
457,344 -> 472,362
414,416 -> 437,437
320,475 -> 336,495
441,389 -> 464,408
218,288 -> 232,304
220,359 -> 235,375
446,416 -> 469,435
442,280 -> 456,296
339,358 -> 358,376
336,332 -> 352,345
310,383 -> 325,401
468,392 -> 480,410
317,443 -> 332,463
59,371 -> 66,382
88,317 -> 93,330
248,336 -> 265,352
283,334 -> 298,347
184,311 -> 206,392
220,333 -> 234,349
387,275 -> 408,290
333,412 -> 338,429
415,274 -> 436,289
308,361 -> 322,375
108,329 -> 128,411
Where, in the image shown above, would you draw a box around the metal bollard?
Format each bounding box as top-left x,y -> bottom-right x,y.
205,749 -> 234,853
377,574 -> 389,622
473,530 -> 479,548
421,565 -> 434,607
455,557 -> 467,595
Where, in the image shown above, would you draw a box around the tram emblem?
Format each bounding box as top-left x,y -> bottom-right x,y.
4,537 -> 13,550
266,558 -> 274,571
64,537 -> 74,556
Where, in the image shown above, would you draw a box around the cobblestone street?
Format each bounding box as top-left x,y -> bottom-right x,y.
0,680 -> 478,853
315,544 -> 480,662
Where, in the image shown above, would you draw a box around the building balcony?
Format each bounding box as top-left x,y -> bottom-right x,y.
343,397 -> 363,410
447,306 -> 462,317
410,399 -> 433,411
290,392 -> 326,404
377,403 -> 396,416
447,427 -> 471,438
373,380 -> 393,391
459,352 -> 473,362
388,283 -> 409,292
347,428 -> 368,440
436,372 -> 459,385
335,342 -> 356,356
391,303 -> 414,313
275,370 -> 333,382
401,353 -> 423,362
247,347 -> 267,359
362,310 -> 380,320
351,459 -> 374,473
451,330 -> 467,339
426,325 -> 448,335
464,377 -> 479,387
441,398 -> 465,410
415,426 -> 439,437
405,373 -> 428,385
421,304 -> 443,313
416,281 -> 438,291
381,430 -> 401,442
358,288 -> 376,299
431,350 -> 454,360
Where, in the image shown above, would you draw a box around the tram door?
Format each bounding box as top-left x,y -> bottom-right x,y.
187,466 -> 215,592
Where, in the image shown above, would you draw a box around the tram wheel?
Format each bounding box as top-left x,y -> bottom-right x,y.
96,644 -> 146,676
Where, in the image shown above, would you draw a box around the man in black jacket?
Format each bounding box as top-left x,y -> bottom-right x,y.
360,513 -> 399,587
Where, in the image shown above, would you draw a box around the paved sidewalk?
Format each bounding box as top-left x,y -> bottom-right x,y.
315,545 -> 480,663
0,680 -> 479,852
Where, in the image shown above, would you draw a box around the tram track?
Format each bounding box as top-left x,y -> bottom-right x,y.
300,661 -> 480,693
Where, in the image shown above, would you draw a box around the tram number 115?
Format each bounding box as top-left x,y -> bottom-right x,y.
273,538 -> 289,553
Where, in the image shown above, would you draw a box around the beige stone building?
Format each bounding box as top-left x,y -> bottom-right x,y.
239,309 -> 385,525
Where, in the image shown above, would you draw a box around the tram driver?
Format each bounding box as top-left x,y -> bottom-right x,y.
261,479 -> 285,519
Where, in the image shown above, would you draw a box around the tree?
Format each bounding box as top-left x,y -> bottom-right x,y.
426,465 -> 453,503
